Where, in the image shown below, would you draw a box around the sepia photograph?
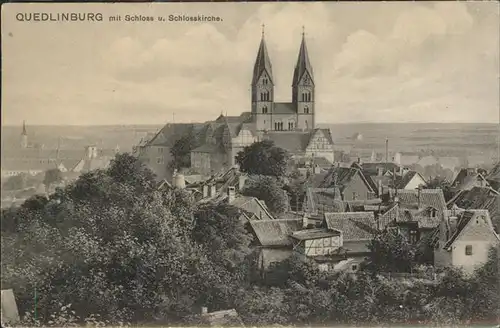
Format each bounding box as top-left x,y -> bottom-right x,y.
1,1 -> 499,327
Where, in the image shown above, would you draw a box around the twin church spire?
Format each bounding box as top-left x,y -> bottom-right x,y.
252,25 -> 314,88
251,25 -> 315,132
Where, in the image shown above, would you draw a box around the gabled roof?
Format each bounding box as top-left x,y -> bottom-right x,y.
290,228 -> 340,241
318,166 -> 375,193
447,187 -> 500,227
252,35 -> 273,85
264,131 -> 311,153
394,189 -> 447,214
486,161 -> 500,182
451,168 -> 489,191
357,162 -> 401,176
249,219 -> 303,246
292,34 -> 314,86
443,210 -> 497,250
146,123 -> 200,147
304,188 -> 343,213
396,171 -> 426,189
323,212 -> 377,241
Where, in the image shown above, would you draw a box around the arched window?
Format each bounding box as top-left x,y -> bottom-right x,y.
262,106 -> 268,114
304,106 -> 309,114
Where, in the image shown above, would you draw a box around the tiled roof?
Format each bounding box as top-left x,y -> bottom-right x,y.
358,162 -> 401,176
394,189 -> 447,214
443,210 -> 481,250
447,187 -> 500,226
451,168 -> 489,191
290,228 -> 340,241
319,166 -> 375,193
249,219 -> 303,246
342,240 -> 372,254
264,131 -> 311,153
273,102 -> 296,114
323,212 -> 377,241
304,188 -> 343,213
487,161 -> 500,182
395,171 -> 415,188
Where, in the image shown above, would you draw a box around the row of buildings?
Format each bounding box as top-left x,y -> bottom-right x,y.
159,158 -> 500,277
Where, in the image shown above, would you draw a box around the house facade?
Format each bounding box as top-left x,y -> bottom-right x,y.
434,210 -> 500,275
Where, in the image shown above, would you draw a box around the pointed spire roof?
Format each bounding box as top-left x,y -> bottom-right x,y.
293,27 -> 314,86
252,25 -> 273,85
22,120 -> 27,135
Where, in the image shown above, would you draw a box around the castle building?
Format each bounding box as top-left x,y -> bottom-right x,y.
137,28 -> 334,179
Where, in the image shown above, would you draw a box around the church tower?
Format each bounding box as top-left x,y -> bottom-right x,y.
292,28 -> 315,131
21,120 -> 28,148
251,25 -> 274,131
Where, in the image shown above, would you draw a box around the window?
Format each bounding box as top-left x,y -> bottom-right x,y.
409,230 -> 418,244
351,264 -> 358,271
156,157 -> 164,164
465,245 -> 473,256
352,192 -> 357,200
288,122 -> 294,130
262,106 -> 268,114
158,147 -> 163,154
304,106 -> 309,114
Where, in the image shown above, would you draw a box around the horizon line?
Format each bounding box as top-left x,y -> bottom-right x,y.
1,121 -> 499,127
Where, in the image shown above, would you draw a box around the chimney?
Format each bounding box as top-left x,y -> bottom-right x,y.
377,179 -> 383,197
357,157 -> 361,164
377,167 -> 383,177
210,184 -> 216,197
238,174 -> 247,191
385,138 -> 389,164
417,188 -> 421,208
201,307 -> 208,315
314,164 -> 321,174
302,214 -> 308,229
202,185 -> 209,198
399,166 -> 404,176
448,215 -> 458,235
227,186 -> 236,203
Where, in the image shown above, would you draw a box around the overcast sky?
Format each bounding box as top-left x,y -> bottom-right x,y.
1,2 -> 499,126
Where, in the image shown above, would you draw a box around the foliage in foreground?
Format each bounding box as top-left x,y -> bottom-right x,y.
2,153 -> 499,327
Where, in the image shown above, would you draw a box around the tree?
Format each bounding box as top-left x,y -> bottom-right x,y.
235,140 -> 290,178
170,135 -> 196,170
1,153 -> 234,326
43,169 -> 63,189
241,175 -> 289,215
365,229 -> 416,273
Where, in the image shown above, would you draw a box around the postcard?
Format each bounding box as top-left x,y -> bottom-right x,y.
1,2 -> 499,328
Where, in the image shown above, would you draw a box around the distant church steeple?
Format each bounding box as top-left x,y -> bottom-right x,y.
21,120 -> 28,148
